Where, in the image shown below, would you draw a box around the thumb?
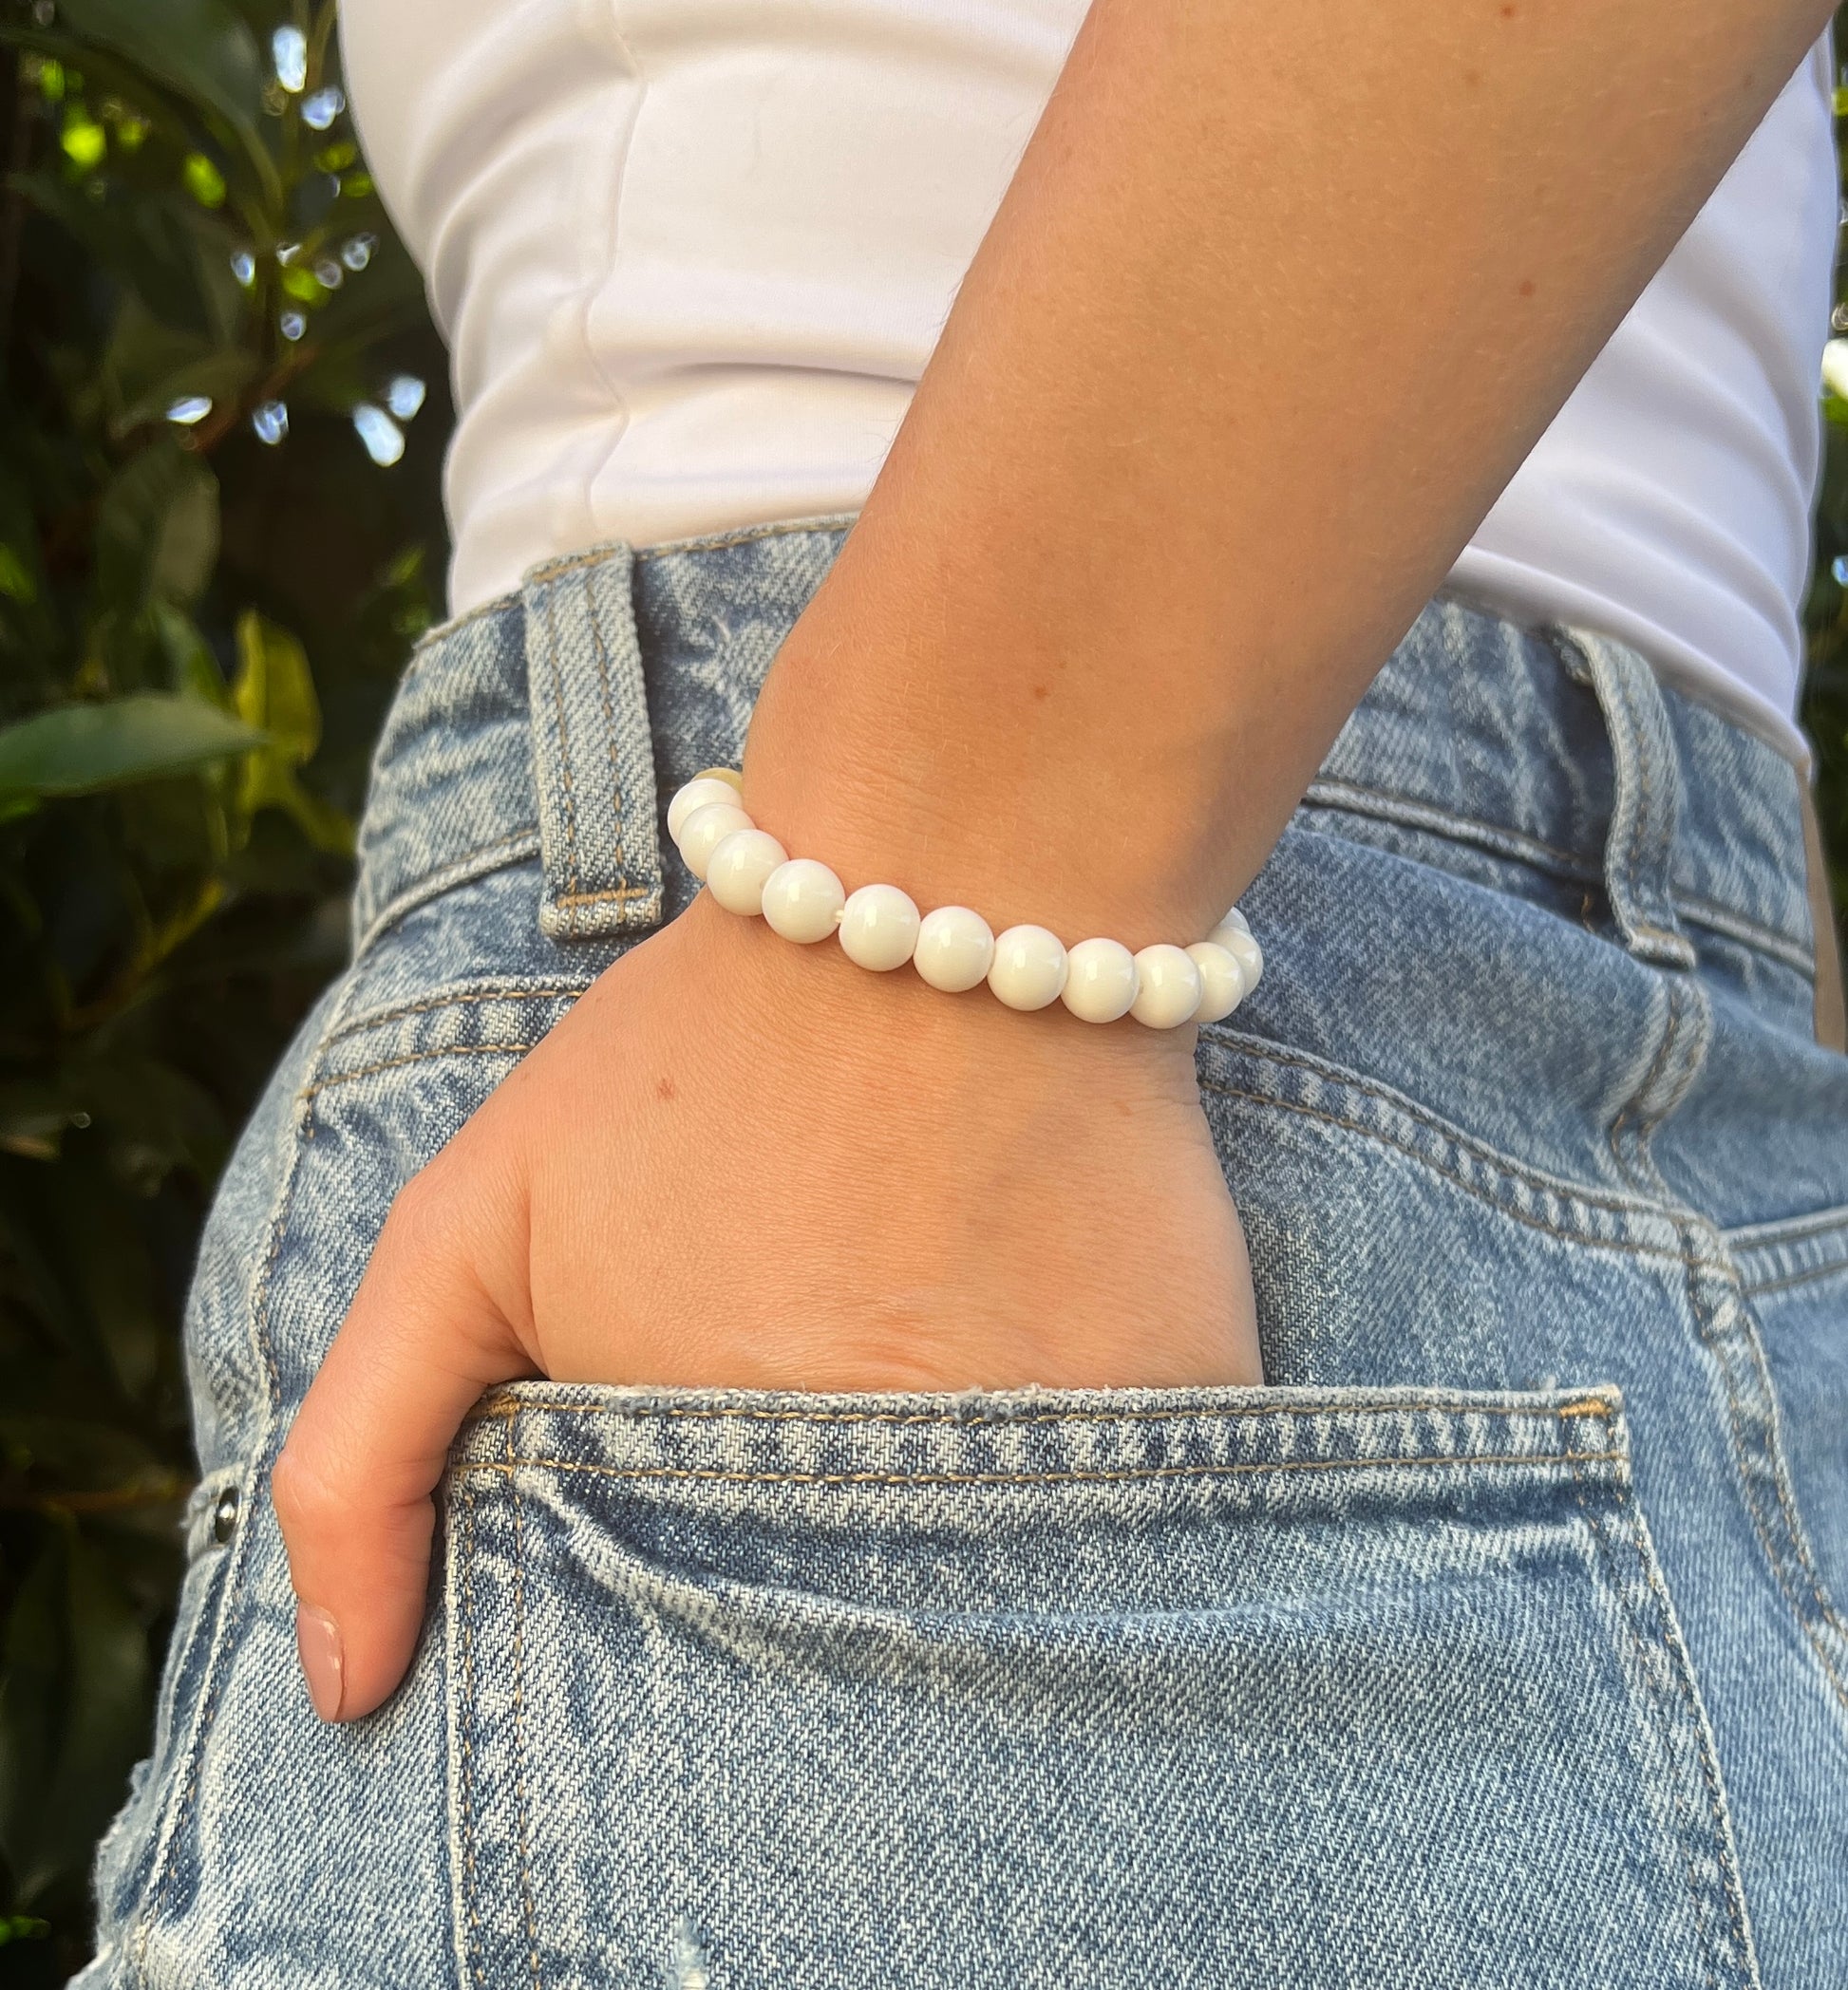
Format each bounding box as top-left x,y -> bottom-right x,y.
273,1162 -> 536,1722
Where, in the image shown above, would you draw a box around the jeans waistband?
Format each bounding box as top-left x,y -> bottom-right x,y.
350,519 -> 1820,986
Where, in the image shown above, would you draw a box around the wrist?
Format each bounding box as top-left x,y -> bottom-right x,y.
741,644 -> 1243,951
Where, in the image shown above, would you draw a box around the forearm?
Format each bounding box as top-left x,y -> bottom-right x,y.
745,0 -> 1833,945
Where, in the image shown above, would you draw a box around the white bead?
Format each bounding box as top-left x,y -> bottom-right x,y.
1130,944 -> 1203,1028
1210,926 -> 1263,993
706,829 -> 788,915
690,765 -> 745,796
669,778 -> 748,844
988,925 -> 1068,1010
1216,906 -> 1251,938
761,858 -> 846,944
839,883 -> 921,971
913,905 -> 995,992
1061,937 -> 1139,1023
675,800 -> 754,881
1186,941 -> 1248,1023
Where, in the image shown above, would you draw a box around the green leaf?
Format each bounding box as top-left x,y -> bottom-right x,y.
49,0 -> 276,208
149,602 -> 228,706
10,170 -> 218,338
93,441 -> 219,610
231,612 -> 354,854
0,694 -> 265,800
232,610 -> 318,760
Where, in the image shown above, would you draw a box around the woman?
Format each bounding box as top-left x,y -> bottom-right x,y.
87,1 -> 1846,1984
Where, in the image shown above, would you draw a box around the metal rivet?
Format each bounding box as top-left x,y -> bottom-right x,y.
211,1486 -> 238,1545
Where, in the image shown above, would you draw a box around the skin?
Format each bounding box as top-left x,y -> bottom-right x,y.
275,0 -> 1839,1720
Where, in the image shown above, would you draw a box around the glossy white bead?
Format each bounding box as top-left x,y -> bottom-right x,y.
1186,940 -> 1248,1023
669,778 -> 748,844
1210,926 -> 1263,993
1216,906 -> 1251,938
1061,937 -> 1139,1023
1130,944 -> 1203,1028
913,905 -> 995,992
839,883 -> 921,971
988,925 -> 1068,1010
706,828 -> 788,915
675,800 -> 754,881
761,857 -> 846,943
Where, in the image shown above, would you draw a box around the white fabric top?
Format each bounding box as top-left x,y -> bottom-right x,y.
342,3 -> 1839,760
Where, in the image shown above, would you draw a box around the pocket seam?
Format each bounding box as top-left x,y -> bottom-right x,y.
470,1396 -> 1617,1430
508,1419 -> 543,1990
457,1446 -> 1622,1492
300,1039 -> 537,1103
455,1479 -> 489,1990
1565,1451 -> 1755,1987
1199,1061 -> 1688,1266
319,981 -> 589,1053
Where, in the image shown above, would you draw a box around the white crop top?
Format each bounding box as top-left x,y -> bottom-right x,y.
341,3 -> 1838,760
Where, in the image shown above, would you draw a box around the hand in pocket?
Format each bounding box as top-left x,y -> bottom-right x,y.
273,891 -> 1259,1719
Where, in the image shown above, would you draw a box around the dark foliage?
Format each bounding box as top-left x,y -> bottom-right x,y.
0,4 -> 1840,1983
0,2 -> 446,1978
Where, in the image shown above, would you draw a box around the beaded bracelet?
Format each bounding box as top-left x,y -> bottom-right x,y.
667,769 -> 1262,1030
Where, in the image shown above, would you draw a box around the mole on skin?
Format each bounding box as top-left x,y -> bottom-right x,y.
655,1076 -> 677,1102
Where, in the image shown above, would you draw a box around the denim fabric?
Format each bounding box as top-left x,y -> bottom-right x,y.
82,518 -> 1848,1988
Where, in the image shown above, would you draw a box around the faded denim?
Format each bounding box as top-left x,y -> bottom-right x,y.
83,519 -> 1848,1987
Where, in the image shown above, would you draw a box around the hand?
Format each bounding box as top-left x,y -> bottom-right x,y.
272,891 -> 1261,1720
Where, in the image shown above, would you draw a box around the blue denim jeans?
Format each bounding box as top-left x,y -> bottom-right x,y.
84,520 -> 1848,1988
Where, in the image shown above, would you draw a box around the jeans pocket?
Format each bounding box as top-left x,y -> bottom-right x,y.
443,1381 -> 1755,1990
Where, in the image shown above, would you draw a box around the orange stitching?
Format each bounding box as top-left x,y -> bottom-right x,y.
549,883 -> 654,907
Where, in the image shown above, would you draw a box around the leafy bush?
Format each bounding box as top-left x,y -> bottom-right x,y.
0,1 -> 445,1977
0,3 -> 1841,1983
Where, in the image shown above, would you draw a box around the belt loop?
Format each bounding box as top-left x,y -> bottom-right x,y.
522,543 -> 664,940
1556,627 -> 1696,970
